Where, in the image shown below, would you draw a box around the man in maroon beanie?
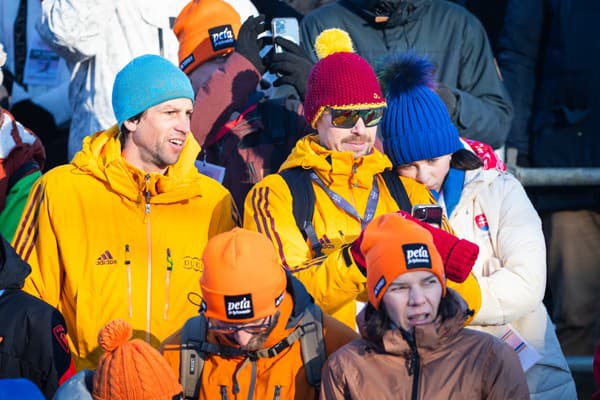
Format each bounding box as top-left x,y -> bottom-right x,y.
243,28 -> 481,331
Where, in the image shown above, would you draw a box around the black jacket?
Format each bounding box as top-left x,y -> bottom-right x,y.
0,235 -> 74,399
497,0 -> 600,211
300,0 -> 513,149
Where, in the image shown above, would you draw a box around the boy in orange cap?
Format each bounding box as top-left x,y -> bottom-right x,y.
161,228 -> 358,399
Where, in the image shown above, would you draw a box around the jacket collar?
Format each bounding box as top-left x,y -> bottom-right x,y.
342,0 -> 431,28
380,289 -> 468,357
279,135 -> 393,188
71,125 -> 205,204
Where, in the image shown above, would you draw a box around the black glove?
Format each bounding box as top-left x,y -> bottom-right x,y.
266,36 -> 314,101
435,83 -> 457,118
236,14 -> 269,75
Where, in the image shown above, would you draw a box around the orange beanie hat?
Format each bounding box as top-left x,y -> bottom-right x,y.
362,214 -> 446,310
92,320 -> 183,400
173,0 -> 258,74
201,228 -> 287,323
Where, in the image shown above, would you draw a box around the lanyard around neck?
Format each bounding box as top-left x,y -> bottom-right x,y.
310,172 -> 379,229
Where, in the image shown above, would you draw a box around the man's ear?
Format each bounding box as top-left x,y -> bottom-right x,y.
123,119 -> 138,133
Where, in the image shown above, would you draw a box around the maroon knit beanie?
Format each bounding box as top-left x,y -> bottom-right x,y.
303,29 -> 386,128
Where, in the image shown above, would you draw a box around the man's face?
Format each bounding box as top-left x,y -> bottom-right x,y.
315,109 -> 378,158
187,54 -> 230,95
382,270 -> 442,332
122,98 -> 193,174
396,154 -> 452,193
208,313 -> 279,352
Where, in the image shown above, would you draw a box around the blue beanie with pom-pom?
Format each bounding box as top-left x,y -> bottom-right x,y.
378,54 -> 462,167
112,54 -> 194,127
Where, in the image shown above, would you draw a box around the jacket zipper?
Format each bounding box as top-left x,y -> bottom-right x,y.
164,248 -> 173,320
274,385 -> 281,400
144,174 -> 152,343
406,334 -> 421,400
220,385 -> 228,400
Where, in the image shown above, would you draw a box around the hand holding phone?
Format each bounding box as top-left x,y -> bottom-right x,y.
411,204 -> 443,228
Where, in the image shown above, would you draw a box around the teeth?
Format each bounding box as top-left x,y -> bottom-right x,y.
169,139 -> 183,145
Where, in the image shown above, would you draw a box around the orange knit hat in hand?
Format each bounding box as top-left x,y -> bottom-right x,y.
92,319 -> 183,400
362,213 -> 446,310
201,228 -> 287,323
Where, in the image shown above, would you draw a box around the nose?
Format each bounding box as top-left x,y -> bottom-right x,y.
415,166 -> 430,186
350,117 -> 367,135
175,112 -> 191,134
232,330 -> 253,347
408,286 -> 426,306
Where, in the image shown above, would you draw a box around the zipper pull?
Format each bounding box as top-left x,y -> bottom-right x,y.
144,174 -> 151,214
125,244 -> 132,318
164,248 -> 173,320
274,385 -> 281,400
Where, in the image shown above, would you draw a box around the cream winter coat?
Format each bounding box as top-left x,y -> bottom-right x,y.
448,142 -> 576,399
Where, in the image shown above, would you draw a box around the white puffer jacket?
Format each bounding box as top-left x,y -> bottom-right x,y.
36,0 -> 189,159
0,0 -> 71,126
449,141 -> 576,399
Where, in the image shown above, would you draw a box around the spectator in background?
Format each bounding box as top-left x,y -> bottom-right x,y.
0,0 -> 71,169
300,0 -> 512,149
36,0 -> 190,160
54,319 -> 183,400
173,0 -> 310,213
0,234 -> 75,399
497,0 -> 600,356
449,0 -> 508,53
11,55 -> 237,369
377,53 -> 576,398
0,43 -> 45,242
320,213 -> 530,400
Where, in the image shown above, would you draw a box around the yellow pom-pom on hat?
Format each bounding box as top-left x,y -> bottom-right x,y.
304,28 -> 386,128
314,28 -> 355,60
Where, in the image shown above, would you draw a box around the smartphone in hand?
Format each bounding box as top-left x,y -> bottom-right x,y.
411,204 -> 443,228
271,17 -> 300,53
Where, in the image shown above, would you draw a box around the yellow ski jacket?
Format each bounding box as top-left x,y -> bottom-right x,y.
13,126 -> 237,369
244,136 -> 480,329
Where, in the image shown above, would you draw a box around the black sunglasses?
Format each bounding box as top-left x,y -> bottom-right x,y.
328,107 -> 385,128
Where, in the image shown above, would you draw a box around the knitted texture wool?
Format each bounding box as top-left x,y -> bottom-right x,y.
174,0 -> 258,74
378,54 -> 462,166
111,54 -> 194,126
92,319 -> 183,400
201,228 -> 287,323
303,29 -> 386,128
361,213 -> 446,310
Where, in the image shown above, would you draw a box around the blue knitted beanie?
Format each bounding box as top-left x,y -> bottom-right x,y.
378,54 -> 461,167
112,54 -> 194,126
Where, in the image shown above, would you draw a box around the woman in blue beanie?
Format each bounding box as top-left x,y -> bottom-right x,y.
377,54 -> 576,399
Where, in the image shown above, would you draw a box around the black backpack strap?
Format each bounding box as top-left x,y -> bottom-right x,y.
298,304 -> 326,392
381,169 -> 412,212
279,167 -> 323,257
180,316 -> 208,400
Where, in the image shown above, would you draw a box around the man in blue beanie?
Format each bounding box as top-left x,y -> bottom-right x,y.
11,54 -> 238,369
